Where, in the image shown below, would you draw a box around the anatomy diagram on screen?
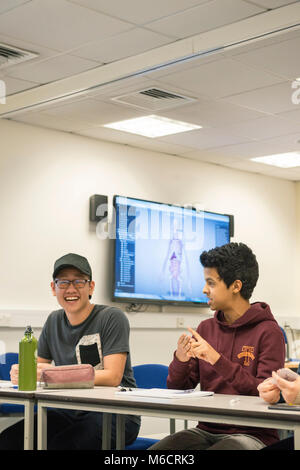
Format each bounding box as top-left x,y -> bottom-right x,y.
160,220 -> 192,298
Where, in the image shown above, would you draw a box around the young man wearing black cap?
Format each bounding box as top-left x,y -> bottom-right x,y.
0,253 -> 140,450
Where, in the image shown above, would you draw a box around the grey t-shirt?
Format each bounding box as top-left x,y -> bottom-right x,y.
38,304 -> 137,388
38,305 -> 140,427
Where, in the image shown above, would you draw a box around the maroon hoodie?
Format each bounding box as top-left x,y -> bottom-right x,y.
167,302 -> 285,446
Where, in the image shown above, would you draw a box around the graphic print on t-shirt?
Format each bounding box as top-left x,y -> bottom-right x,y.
75,334 -> 103,370
237,345 -> 255,366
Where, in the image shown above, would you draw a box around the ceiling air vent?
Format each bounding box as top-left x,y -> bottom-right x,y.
0,43 -> 38,69
111,87 -> 197,111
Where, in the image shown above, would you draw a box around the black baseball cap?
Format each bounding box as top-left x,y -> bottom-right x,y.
53,253 -> 92,279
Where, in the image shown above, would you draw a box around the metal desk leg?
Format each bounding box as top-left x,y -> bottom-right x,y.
116,414 -> 125,450
24,401 -> 35,450
102,413 -> 112,450
37,403 -> 47,450
294,426 -> 300,450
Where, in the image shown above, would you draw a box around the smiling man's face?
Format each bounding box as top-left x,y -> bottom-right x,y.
51,267 -> 95,315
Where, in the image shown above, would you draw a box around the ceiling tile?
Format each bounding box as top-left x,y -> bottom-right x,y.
222,81 -> 296,113
158,127 -> 253,149
78,126 -> 152,144
70,28 -> 172,64
131,139 -> 194,156
277,107 -> 300,124
0,0 -> 298,182
224,159 -> 300,181
0,75 -> 38,96
218,115 -> 300,140
0,33 -> 61,75
3,54 -> 99,84
154,57 -> 283,99
147,50 -> 224,80
232,35 -> 300,80
41,98 -> 145,125
194,131 -> 300,159
222,159 -> 274,173
67,0 -> 208,25
0,0 -> 30,14
11,111 -> 90,132
0,0 -> 132,52
77,125 -> 194,155
261,167 -> 300,181
146,0 -> 265,39
157,97 -> 265,127
223,26 -> 300,57
259,131 -> 300,147
85,76 -> 155,100
179,149 -> 241,165
246,0 -> 297,8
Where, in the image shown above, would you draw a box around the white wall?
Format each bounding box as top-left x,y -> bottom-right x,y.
0,118 -> 298,436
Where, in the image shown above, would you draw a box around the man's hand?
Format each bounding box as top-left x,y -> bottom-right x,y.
175,333 -> 195,362
188,328 -> 220,365
10,364 -> 19,385
272,371 -> 300,404
10,362 -> 53,385
257,377 -> 281,404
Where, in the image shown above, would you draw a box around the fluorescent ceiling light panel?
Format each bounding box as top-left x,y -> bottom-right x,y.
251,152 -> 300,168
103,115 -> 201,138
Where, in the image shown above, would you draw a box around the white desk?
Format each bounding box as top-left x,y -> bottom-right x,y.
0,387 -> 36,450
35,387 -> 300,450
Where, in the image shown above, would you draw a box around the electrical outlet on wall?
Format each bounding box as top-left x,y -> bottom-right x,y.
176,317 -> 184,328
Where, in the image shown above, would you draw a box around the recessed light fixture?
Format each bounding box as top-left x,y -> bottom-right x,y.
103,115 -> 202,138
251,152 -> 300,168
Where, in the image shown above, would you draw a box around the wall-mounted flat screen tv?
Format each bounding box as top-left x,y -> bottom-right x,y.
112,195 -> 232,306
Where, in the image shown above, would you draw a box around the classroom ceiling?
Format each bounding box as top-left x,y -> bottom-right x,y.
0,0 -> 300,180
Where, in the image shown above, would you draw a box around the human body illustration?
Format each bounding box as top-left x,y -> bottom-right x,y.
161,219 -> 191,298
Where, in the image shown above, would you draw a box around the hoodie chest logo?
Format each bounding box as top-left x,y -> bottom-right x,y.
237,346 -> 255,366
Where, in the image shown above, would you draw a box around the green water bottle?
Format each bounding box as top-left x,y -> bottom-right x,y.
18,326 -> 37,391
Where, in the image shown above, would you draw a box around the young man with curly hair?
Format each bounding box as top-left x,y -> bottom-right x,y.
150,242 -> 285,450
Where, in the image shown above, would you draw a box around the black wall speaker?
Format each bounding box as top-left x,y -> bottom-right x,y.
89,194 -> 108,222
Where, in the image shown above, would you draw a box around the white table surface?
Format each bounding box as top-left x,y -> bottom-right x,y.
35,387 -> 300,450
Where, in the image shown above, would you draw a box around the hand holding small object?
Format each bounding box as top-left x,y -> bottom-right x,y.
258,368 -> 300,405
271,370 -> 300,405
271,368 -> 298,384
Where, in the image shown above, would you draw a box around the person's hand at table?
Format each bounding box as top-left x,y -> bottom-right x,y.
175,333 -> 196,362
187,328 -> 220,365
271,371 -> 300,405
10,362 -> 53,385
257,377 -> 281,404
10,364 -> 19,385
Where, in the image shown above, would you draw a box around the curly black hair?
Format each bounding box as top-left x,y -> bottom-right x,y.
199,242 -> 259,300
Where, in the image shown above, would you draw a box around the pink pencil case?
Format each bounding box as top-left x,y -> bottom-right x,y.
41,364 -> 95,389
